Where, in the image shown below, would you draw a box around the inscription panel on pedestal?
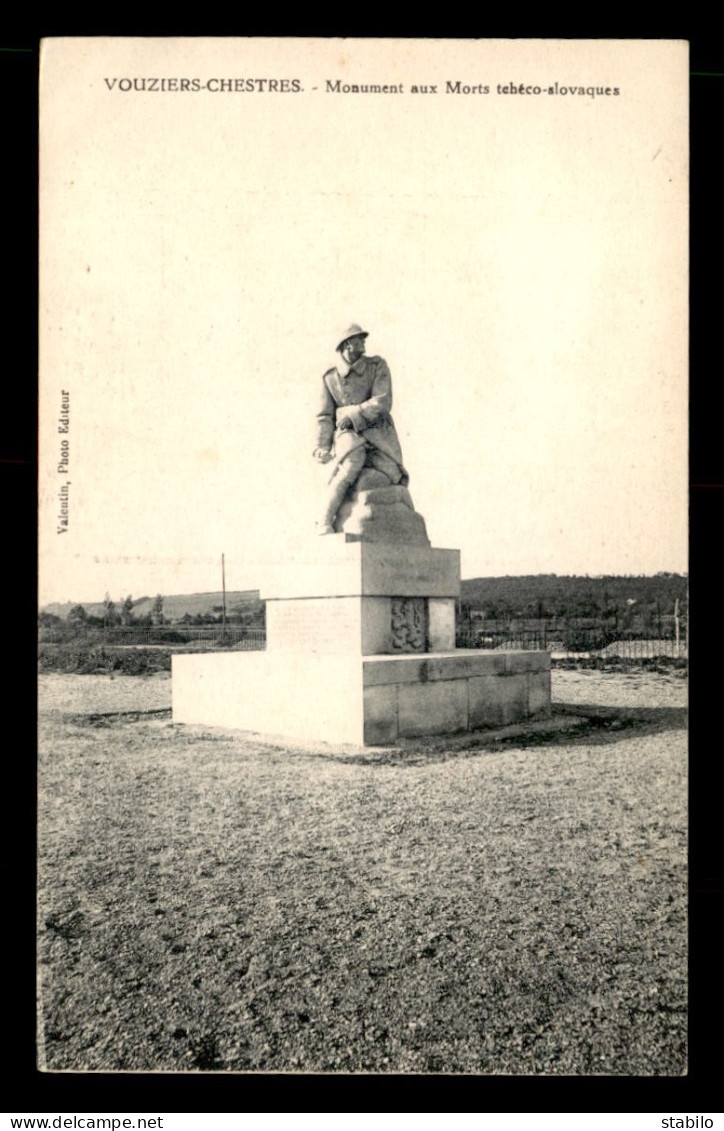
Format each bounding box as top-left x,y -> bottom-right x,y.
390,597 -> 427,652
266,598 -> 360,653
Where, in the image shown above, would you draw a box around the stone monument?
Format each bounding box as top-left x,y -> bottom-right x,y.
172,325 -> 551,745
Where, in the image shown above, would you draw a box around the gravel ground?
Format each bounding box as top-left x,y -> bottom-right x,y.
553,668 -> 687,710
37,668 -> 687,1075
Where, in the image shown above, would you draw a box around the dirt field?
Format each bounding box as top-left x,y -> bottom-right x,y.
37,668 -> 687,1074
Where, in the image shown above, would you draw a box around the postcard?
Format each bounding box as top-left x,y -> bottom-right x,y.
38,37 -> 688,1076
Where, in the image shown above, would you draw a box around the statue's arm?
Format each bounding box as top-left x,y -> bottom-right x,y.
314,375 -> 336,456
342,358 -> 393,432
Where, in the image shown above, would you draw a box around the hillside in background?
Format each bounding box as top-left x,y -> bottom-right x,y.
43,591 -> 261,622
459,574 -> 687,619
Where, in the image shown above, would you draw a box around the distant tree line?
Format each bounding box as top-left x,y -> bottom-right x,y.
459,573 -> 687,622
39,575 -> 684,636
39,592 -> 265,634
45,593 -> 169,628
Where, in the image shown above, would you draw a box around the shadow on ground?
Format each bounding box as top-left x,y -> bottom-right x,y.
66,702 -> 687,768
307,704 -> 688,767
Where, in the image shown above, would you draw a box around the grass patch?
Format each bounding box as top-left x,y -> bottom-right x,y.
38,644 -> 173,676
38,640 -> 262,676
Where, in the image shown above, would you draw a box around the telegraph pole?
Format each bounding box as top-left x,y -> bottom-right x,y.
222,553 -> 227,640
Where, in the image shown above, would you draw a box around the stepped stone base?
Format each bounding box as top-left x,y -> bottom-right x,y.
172,649 -> 551,746
172,536 -> 552,746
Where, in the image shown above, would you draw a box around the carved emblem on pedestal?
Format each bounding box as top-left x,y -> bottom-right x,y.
391,597 -> 426,652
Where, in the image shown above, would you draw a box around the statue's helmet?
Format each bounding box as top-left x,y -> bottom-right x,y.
336,324 -> 369,352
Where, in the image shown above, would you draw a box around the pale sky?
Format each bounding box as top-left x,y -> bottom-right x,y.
39,38 -> 688,606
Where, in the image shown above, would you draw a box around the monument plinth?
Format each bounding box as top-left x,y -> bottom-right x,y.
172,534 -> 551,745
263,537 -> 459,655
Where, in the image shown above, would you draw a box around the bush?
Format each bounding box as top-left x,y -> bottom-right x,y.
38,645 -> 172,675
563,627 -> 620,653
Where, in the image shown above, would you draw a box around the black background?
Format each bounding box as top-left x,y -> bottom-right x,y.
4,26 -> 719,1112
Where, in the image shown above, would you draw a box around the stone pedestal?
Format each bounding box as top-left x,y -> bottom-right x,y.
262,537 -> 459,655
173,648 -> 551,746
172,534 -> 552,745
